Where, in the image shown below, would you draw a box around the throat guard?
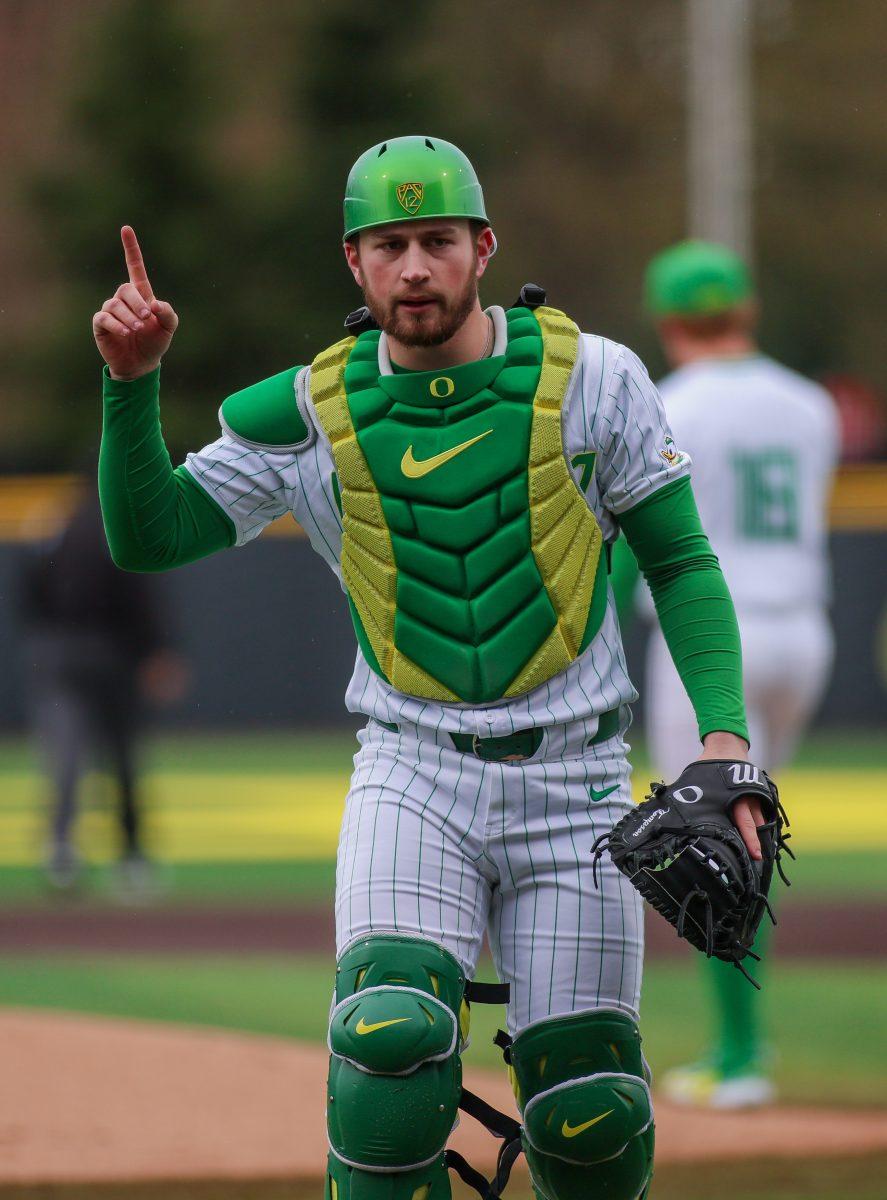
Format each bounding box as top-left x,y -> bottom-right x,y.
310,303 -> 606,704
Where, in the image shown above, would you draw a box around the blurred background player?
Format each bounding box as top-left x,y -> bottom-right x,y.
613,240 -> 839,1107
20,471 -> 188,895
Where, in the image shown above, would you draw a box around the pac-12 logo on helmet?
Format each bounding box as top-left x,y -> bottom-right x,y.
396,182 -> 424,214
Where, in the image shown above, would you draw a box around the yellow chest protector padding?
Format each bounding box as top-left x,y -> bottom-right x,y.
310,335 -> 415,687
515,307 -> 604,695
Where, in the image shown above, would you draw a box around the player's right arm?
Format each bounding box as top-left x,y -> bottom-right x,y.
94,227 -> 241,571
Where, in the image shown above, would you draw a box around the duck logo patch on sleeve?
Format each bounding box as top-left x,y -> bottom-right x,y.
659,436 -> 686,466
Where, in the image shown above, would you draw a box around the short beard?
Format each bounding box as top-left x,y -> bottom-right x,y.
363,267 -> 479,348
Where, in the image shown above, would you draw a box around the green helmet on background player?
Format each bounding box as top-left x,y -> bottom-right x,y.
343,135 -> 489,240
645,240 -> 753,318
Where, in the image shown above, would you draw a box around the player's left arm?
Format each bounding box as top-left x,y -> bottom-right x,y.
618,480 -> 765,854
592,345 -> 762,856
607,534 -> 641,629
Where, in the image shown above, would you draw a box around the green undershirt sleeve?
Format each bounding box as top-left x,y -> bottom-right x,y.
99,366 -> 236,572
617,476 -> 749,744
608,534 -> 642,630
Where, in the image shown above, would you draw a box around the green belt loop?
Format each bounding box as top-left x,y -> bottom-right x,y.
449,728 -> 543,762
449,707 -> 620,762
373,708 -> 620,761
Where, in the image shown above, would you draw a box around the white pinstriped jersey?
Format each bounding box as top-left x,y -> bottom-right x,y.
656,355 -> 838,611
183,307 -> 691,737
643,354 -> 837,780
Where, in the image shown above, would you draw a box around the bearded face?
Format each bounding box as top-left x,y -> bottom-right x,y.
361,250 -> 479,347
345,220 -> 487,350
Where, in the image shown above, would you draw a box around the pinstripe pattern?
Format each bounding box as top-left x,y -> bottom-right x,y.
184,321 -> 689,739
184,320 -> 683,1036
336,720 -> 643,1035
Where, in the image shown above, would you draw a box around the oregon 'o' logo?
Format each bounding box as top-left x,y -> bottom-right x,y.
673,785 -> 704,804
429,376 -> 455,399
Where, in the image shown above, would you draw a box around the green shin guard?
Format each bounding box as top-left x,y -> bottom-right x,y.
326,935 -> 468,1183
509,1010 -> 655,1200
325,1151 -> 452,1200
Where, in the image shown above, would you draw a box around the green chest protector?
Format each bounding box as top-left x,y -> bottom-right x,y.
310,304 -> 607,705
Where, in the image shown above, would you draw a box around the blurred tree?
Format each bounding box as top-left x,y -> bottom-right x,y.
12,0 -> 315,467
5,0 -> 884,468
14,1 -> 231,463
755,0 -> 887,385
9,0 -> 474,467
270,0 -> 464,351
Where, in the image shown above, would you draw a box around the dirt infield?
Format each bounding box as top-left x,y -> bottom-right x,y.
1,1008 -> 886,1186
2,900 -> 885,957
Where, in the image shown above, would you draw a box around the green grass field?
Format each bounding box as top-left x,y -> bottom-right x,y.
2,728 -> 885,1110
1,731 -> 885,1198
1,954 -> 885,1107
2,845 -> 886,906
1,730 -> 885,902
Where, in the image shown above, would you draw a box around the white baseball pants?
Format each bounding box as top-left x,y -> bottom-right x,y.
646,607 -> 834,778
335,716 -> 644,1036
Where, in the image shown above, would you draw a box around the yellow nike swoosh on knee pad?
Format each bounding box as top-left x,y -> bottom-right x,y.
561,1109 -> 614,1138
354,1016 -> 413,1035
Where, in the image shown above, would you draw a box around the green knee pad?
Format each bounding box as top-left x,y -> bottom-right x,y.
510,1009 -> 655,1200
325,1152 -> 452,1200
326,934 -> 468,1189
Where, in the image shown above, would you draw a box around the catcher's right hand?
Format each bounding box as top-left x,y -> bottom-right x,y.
93,226 -> 178,381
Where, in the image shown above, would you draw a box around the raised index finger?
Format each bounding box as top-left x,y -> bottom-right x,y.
121,225 -> 154,302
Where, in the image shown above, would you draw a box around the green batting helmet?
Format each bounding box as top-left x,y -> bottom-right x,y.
343,135 -> 488,240
645,240 -> 753,317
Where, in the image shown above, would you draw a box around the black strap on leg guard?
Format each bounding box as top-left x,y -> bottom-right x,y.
465,980 -> 511,1005
448,1088 -> 523,1200
459,1087 -> 522,1143
494,1136 -> 525,1196
493,1028 -> 513,1063
443,988 -> 522,1200
446,1140 -> 523,1200
446,1150 -> 496,1199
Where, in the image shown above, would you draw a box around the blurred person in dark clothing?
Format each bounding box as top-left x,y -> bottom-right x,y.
21,474 -> 187,892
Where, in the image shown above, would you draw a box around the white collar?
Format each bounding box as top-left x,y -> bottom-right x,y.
378,305 -> 508,376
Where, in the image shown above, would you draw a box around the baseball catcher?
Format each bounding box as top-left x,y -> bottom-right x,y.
94,135 -> 774,1200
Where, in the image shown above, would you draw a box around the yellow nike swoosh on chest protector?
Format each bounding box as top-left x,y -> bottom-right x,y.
401,429 -> 494,478
561,1109 -> 614,1138
354,1016 -> 413,1036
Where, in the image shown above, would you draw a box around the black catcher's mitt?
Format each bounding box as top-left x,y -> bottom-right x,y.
591,760 -> 791,986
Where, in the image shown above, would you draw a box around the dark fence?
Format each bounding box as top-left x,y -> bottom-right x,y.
1,531 -> 884,730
